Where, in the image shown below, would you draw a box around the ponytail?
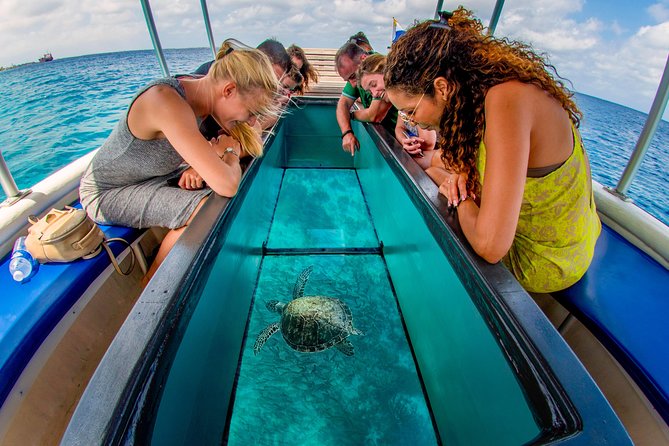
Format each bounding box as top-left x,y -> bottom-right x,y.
229,122 -> 263,158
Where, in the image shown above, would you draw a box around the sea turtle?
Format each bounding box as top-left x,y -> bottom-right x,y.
253,266 -> 363,356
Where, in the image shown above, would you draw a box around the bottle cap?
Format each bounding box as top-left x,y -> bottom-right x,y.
12,270 -> 25,282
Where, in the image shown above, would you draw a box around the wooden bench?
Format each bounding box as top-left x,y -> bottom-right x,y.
303,48 -> 345,97
0,222 -> 145,407
553,223 -> 669,425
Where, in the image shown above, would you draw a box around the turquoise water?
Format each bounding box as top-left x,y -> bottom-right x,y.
229,168 -> 435,444
229,254 -> 436,445
0,49 -> 667,225
352,124 -> 540,445
150,167 -> 438,445
149,147 -> 539,444
0,48 -> 209,200
267,169 -> 377,249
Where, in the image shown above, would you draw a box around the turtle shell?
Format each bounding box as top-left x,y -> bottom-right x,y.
280,296 -> 353,352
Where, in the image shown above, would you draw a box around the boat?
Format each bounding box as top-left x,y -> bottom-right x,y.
38,52 -> 53,63
0,1 -> 667,444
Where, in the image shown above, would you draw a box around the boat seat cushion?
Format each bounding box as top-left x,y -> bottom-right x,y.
553,223 -> 669,424
0,221 -> 144,407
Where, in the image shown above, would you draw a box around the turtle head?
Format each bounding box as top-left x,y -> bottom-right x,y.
266,300 -> 285,313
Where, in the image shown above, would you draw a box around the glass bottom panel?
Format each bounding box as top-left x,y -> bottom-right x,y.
227,254 -> 437,445
266,169 -> 378,249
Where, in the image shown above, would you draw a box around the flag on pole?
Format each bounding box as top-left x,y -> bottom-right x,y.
392,17 -> 406,44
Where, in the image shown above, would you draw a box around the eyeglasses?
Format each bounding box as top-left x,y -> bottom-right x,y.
278,70 -> 288,83
281,82 -> 299,93
397,92 -> 426,127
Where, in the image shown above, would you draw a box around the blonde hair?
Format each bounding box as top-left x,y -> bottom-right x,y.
228,122 -> 263,158
209,39 -> 281,120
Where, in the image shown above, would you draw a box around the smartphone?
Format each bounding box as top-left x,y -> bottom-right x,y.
402,132 -> 424,157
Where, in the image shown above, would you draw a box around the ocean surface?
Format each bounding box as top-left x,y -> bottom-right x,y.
0,48 -> 667,225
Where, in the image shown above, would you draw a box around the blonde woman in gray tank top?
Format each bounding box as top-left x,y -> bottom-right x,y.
80,40 -> 280,282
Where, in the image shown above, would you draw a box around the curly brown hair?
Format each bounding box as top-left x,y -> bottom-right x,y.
385,7 -> 582,196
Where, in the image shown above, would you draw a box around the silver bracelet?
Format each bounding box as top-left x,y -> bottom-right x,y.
220,147 -> 239,158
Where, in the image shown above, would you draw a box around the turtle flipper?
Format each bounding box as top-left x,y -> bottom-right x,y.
253,322 -> 280,355
334,339 -> 355,356
292,266 -> 313,300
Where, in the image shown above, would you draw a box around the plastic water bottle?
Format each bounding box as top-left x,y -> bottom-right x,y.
9,236 -> 39,283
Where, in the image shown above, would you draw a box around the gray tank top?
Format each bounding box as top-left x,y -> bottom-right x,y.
79,77 -> 211,229
81,77 -> 188,189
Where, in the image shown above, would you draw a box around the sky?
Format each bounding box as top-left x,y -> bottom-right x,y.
0,0 -> 668,116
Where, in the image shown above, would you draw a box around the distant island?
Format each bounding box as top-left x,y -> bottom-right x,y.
0,62 -> 37,72
1,52 -> 53,72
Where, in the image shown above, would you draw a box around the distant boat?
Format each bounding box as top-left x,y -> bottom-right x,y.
39,52 -> 53,63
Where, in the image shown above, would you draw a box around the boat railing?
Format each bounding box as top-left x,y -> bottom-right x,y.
199,0 -> 217,60
139,0 -> 169,77
612,54 -> 669,198
0,150 -> 30,207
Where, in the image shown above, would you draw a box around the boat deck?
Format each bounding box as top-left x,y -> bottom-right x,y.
303,48 -> 345,97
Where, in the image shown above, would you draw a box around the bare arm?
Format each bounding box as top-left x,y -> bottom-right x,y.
455,83 -> 532,263
353,99 -> 392,122
418,127 -> 437,151
336,95 -> 355,133
336,95 -> 359,155
129,86 -> 241,197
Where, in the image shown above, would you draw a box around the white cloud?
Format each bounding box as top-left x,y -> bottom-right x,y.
0,0 -> 475,66
648,1 -> 669,22
495,0 -> 600,53
591,21 -> 669,109
543,19 -> 669,114
486,0 -> 669,114
611,20 -> 625,36
0,0 -> 668,117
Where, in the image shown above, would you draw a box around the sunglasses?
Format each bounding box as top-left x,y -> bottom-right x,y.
397,92 -> 426,127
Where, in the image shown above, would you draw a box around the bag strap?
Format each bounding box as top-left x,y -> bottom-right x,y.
82,245 -> 103,259
100,238 -> 136,276
73,224 -> 104,252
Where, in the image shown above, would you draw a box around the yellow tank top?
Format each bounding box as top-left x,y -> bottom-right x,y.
477,125 -> 601,293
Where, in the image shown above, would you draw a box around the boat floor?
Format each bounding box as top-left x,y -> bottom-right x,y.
0,229 -> 165,445
535,294 -> 669,445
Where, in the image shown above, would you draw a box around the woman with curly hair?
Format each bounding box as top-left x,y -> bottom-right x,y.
356,53 -> 435,169
287,44 -> 319,94
385,8 -> 601,293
